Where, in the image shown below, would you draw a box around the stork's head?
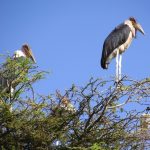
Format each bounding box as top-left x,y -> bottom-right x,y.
129,17 -> 145,35
21,44 -> 36,63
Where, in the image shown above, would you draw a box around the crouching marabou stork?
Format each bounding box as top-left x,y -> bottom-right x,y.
0,44 -> 36,96
101,17 -> 145,83
13,44 -> 36,63
11,44 -> 36,91
0,44 -> 36,112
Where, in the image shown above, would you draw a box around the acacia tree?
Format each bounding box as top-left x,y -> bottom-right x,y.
0,55 -> 150,149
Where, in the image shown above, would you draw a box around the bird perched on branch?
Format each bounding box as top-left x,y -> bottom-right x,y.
101,17 -> 145,83
0,44 -> 36,112
0,44 -> 36,95
13,44 -> 36,63
56,90 -> 76,113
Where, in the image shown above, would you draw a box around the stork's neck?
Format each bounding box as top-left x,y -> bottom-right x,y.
124,20 -> 136,37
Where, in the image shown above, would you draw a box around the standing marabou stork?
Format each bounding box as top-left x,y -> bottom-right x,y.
101,17 -> 145,83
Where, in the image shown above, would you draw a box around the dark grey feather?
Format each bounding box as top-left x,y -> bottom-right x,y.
101,24 -> 131,69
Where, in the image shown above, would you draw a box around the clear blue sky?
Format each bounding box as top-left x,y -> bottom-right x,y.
0,0 -> 150,94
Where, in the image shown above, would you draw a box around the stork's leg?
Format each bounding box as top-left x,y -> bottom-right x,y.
119,54 -> 122,81
116,50 -> 119,83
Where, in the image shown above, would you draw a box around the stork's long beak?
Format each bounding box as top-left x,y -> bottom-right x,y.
30,55 -> 36,63
135,23 -> 145,35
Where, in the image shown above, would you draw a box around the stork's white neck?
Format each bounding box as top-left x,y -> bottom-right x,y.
124,20 -> 136,37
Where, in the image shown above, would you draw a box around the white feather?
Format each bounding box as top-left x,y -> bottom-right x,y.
13,50 -> 26,58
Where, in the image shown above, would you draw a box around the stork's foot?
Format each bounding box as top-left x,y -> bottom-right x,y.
114,76 -> 127,88
146,107 -> 150,114
114,79 -> 123,88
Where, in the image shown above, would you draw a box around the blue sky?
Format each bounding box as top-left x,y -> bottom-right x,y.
0,0 -> 150,95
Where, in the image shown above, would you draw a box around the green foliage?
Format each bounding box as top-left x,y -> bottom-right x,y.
0,55 -> 149,149
91,143 -> 103,150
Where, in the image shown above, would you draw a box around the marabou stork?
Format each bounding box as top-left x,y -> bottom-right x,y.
0,44 -> 36,112
0,44 -> 36,95
101,17 -> 145,83
11,44 -> 36,92
13,44 -> 36,63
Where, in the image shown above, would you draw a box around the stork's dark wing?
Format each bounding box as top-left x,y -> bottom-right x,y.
101,24 -> 131,69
